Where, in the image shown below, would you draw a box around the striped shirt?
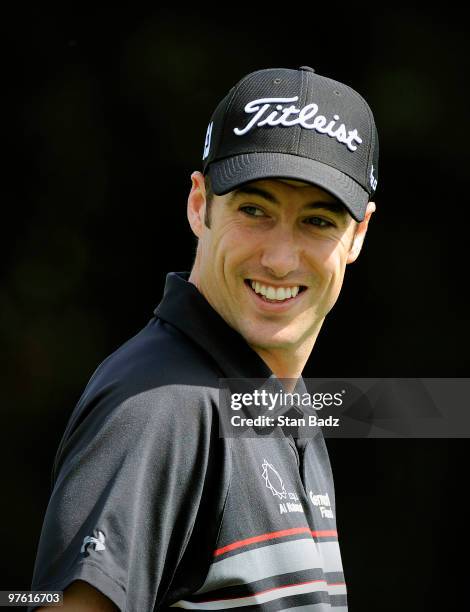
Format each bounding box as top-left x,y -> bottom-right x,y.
29,271 -> 347,611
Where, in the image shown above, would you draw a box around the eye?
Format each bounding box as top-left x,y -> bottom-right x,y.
240,205 -> 266,217
304,216 -> 335,228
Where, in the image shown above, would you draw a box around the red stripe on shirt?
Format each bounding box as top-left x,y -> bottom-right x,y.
214,527 -> 338,557
311,529 -> 338,538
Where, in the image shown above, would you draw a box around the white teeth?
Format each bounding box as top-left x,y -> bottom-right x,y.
249,280 -> 301,301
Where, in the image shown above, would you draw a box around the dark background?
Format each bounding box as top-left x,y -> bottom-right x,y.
2,7 -> 468,611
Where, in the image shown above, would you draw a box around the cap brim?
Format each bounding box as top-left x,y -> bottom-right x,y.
208,152 -> 369,222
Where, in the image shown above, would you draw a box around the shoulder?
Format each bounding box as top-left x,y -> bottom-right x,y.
91,316 -> 221,392
53,317 -> 222,477
82,316 -> 220,414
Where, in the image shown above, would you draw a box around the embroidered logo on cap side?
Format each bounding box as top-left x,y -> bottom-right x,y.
370,165 -> 378,191
202,121 -> 213,160
233,96 -> 362,152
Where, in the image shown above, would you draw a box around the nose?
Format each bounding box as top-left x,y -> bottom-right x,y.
260,225 -> 300,278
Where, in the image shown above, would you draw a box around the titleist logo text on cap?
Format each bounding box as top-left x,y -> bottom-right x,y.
233,96 -> 363,152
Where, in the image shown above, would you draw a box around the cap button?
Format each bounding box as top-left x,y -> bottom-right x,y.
299,66 -> 315,72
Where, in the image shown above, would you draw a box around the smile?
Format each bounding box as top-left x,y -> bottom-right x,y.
245,279 -> 307,304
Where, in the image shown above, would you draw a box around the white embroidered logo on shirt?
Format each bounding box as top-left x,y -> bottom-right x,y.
81,530 -> 106,554
202,121 -> 213,160
262,459 -> 287,499
233,96 -> 363,152
261,459 -> 304,515
309,490 -> 334,519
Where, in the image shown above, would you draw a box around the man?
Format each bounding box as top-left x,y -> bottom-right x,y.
29,66 -> 378,611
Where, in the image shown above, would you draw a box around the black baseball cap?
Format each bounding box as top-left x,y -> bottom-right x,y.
201,66 -> 379,222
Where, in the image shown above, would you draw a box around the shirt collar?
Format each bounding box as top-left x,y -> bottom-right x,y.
154,271 -> 274,381
154,271 -> 312,443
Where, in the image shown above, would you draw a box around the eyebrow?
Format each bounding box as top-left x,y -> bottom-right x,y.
229,185 -> 348,216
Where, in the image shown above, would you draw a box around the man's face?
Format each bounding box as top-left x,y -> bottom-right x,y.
189,177 -> 362,352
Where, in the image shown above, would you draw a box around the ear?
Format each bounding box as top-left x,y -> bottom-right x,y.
187,171 -> 207,238
346,201 -> 376,264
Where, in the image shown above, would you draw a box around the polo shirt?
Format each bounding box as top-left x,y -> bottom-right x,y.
29,271 -> 347,611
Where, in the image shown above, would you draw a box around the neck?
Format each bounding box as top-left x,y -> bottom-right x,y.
249,323 -> 323,389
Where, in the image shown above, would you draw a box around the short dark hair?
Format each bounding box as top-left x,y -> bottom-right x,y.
204,173 -> 214,228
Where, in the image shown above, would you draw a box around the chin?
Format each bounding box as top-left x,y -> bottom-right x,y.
238,325 -> 301,350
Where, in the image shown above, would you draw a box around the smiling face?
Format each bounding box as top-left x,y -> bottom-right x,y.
187,172 -> 374,368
